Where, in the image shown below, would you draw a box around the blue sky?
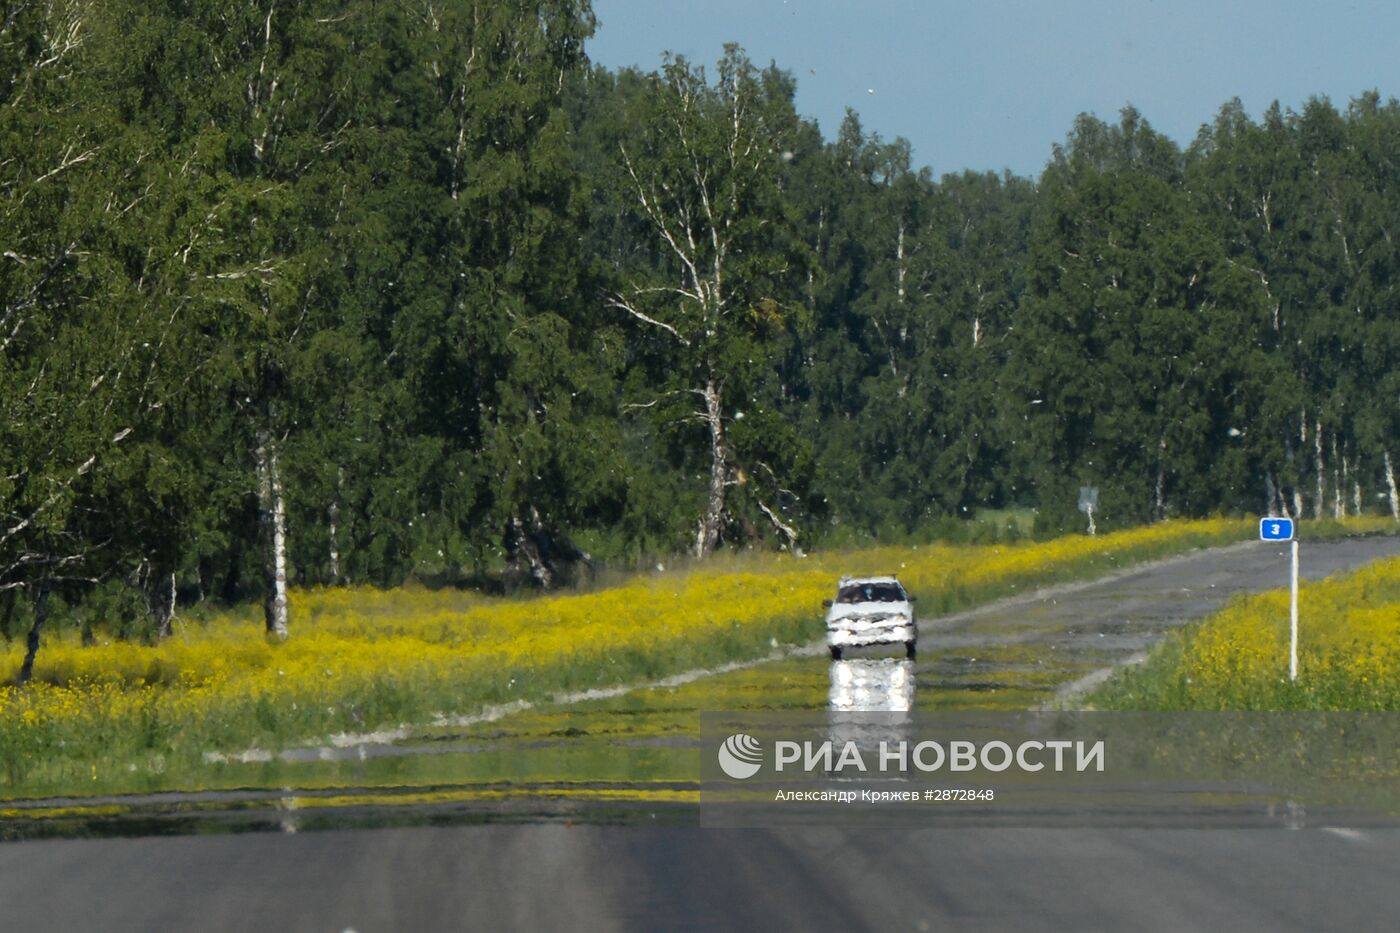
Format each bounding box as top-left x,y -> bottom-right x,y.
587,0 -> 1400,179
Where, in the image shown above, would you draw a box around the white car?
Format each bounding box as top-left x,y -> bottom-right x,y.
822,575 -> 917,660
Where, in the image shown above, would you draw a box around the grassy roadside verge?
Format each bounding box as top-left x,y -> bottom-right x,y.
1091,526 -> 1400,711
0,516 -> 1376,798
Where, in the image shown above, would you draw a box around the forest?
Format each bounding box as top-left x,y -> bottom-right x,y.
4,0 -> 1400,640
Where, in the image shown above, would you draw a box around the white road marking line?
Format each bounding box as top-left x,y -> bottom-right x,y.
1322,827 -> 1368,842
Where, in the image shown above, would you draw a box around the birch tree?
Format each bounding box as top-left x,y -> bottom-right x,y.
1010,109 -> 1273,528
611,47 -> 806,557
384,0 -> 609,588
0,0 -> 170,674
117,0 -> 390,634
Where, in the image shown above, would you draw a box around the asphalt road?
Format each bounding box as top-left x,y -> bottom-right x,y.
6,536 -> 1400,932
4,821 -> 1400,931
916,534 -> 1400,704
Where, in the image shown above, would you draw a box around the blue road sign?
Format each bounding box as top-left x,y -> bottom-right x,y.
1259,517 -> 1295,541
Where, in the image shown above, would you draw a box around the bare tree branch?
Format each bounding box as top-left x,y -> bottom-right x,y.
606,294 -> 690,345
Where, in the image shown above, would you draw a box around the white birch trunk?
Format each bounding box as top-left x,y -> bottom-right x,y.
1287,425 -> 1303,518
896,222 -> 906,303
506,511 -> 555,589
153,570 -> 177,640
1313,420 -> 1325,520
327,501 -> 340,584
328,465 -> 343,584
757,499 -> 802,557
1386,451 -> 1400,521
1333,436 -> 1343,520
257,433 -> 290,638
695,377 -> 728,559
1153,433 -> 1167,520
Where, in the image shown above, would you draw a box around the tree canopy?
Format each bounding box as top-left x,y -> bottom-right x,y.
3,3 -> 1398,650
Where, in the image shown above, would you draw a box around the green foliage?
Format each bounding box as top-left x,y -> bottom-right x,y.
3,4 -> 1399,629
593,46 -> 813,555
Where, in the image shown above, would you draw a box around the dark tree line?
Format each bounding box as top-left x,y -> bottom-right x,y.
3,1 -> 1398,652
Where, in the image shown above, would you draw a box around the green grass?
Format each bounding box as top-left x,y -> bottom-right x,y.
1089,528 -> 1400,711
5,517 -> 1391,802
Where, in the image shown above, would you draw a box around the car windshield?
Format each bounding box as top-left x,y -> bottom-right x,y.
836,582 -> 906,603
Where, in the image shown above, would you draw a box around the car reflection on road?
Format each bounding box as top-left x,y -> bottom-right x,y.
828,658 -> 916,751
829,658 -> 916,712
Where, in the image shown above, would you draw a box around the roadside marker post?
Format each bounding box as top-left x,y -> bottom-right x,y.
1291,536 -> 1299,681
1260,518 -> 1299,681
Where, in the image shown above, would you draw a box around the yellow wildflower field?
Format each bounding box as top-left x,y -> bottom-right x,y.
0,518 -> 1253,790
1098,538 -> 1400,710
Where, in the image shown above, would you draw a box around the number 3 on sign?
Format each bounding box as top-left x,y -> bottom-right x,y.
1259,518 -> 1294,541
